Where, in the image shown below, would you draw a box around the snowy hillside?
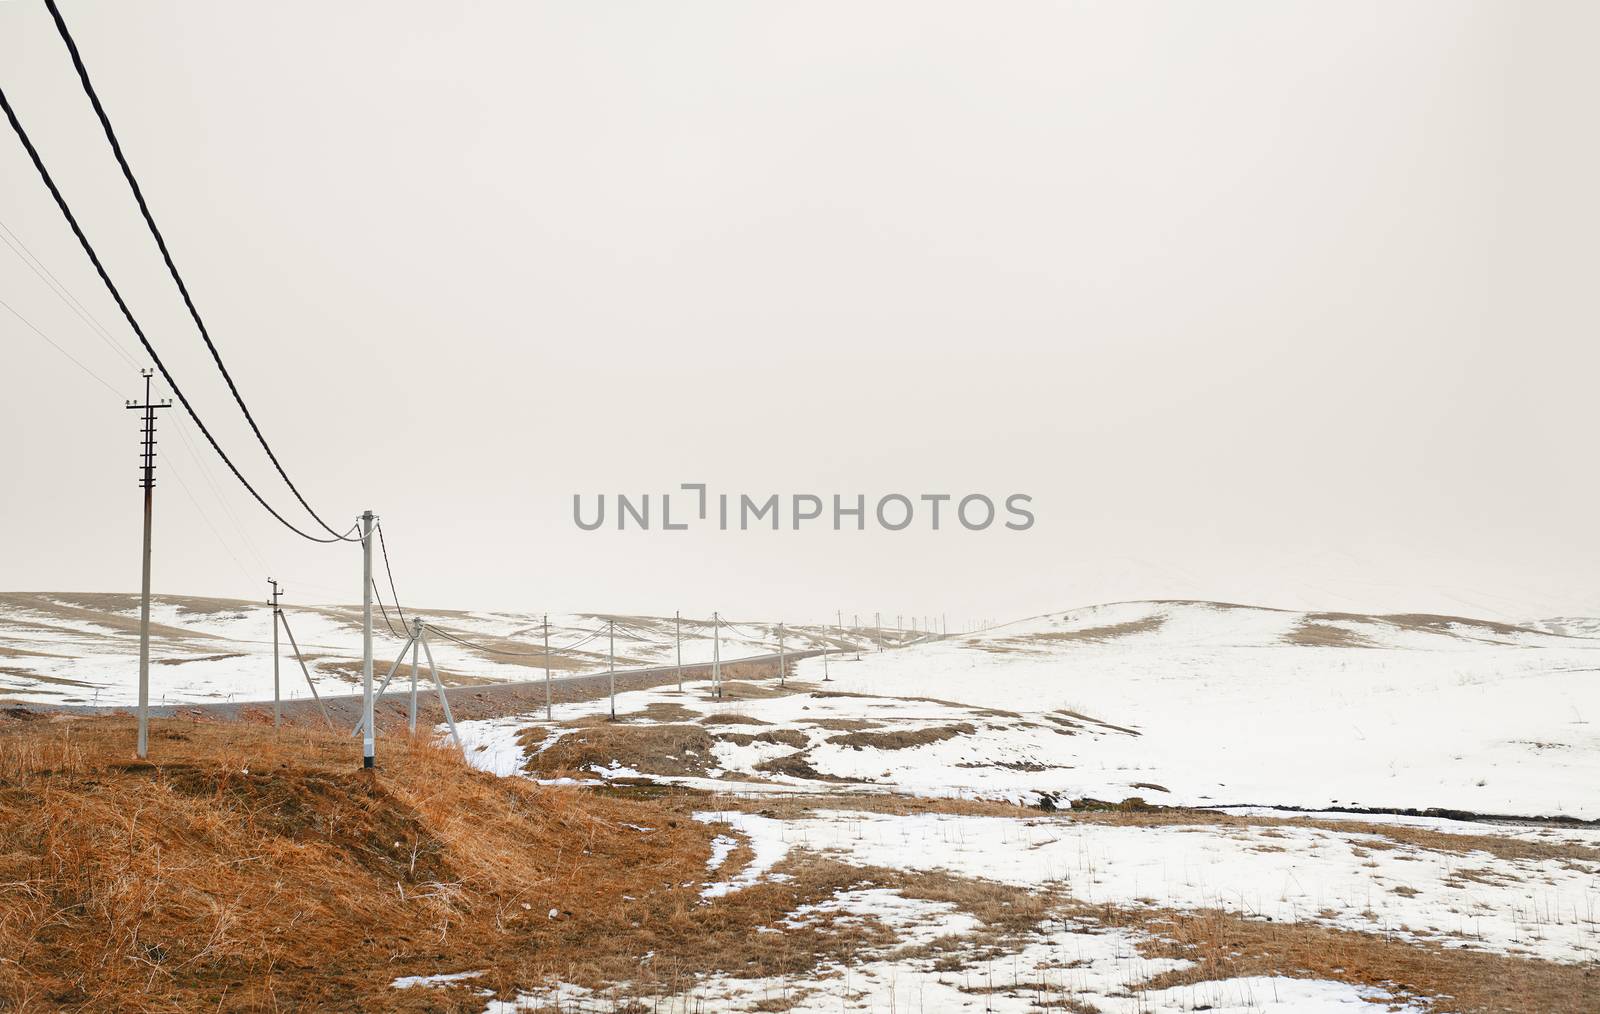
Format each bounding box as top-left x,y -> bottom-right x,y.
796,600 -> 1600,819
0,592 -> 895,707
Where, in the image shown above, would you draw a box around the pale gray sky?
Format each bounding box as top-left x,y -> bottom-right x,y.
2,0 -> 1597,625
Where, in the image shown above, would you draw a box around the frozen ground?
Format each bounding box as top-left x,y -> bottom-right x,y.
793,601 -> 1600,819
12,592 -> 1599,1009
695,808 -> 1600,966
0,591 -> 894,706
454,598 -> 1600,820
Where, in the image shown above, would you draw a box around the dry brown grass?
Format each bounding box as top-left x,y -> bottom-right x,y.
808,718 -> 881,732
1114,902 -> 1599,1013
525,722 -> 719,779
718,729 -> 809,750
1028,615 -> 1165,643
1283,621 -> 1376,648
825,723 -> 976,751
1058,807 -> 1600,866
696,712 -> 770,727
6,718 -> 1591,1013
0,716 -> 885,1011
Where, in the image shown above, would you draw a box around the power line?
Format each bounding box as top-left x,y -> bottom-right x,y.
0,215 -> 138,370
370,577 -> 404,638
429,623 -> 605,658
0,292 -> 119,395
43,0 -> 354,543
0,291 -> 258,587
376,524 -> 406,626
165,455 -> 256,586
169,413 -> 270,574
0,83 -> 352,544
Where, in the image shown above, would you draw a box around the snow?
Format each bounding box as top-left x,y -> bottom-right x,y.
381,600 -> 1600,1009
455,715 -> 534,777
694,812 -> 794,898
798,601 -> 1600,819
686,807 -> 1600,965
392,969 -> 486,989
0,592 -> 875,707
479,884 -> 1431,1012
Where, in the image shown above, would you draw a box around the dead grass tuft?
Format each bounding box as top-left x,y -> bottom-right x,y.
1284,621 -> 1376,648
530,722 -> 718,778
825,723 -> 976,751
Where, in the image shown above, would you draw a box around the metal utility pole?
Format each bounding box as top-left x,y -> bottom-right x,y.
355,620 -> 462,755
712,611 -> 722,699
675,610 -> 682,692
777,622 -> 785,686
268,578 -> 283,727
822,643 -> 831,682
543,614 -> 552,722
608,618 -> 616,719
126,370 -> 170,759
407,615 -> 422,733
360,510 -> 376,769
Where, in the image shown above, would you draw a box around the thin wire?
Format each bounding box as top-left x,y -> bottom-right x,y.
0,292 -> 120,395
429,623 -> 606,658
0,216 -> 139,370
0,292 -> 252,584
43,0 -> 355,542
0,84 -> 351,544
166,457 -> 256,585
170,414 -> 270,574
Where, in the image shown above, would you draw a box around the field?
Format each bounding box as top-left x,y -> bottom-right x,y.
2,598 -> 1597,1011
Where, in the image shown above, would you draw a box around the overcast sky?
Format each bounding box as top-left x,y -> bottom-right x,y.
2,0 -> 1597,625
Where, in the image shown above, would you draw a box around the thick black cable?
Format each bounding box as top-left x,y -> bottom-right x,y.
0,84 -> 351,544
370,578 -> 404,638
376,525 -> 407,626
43,0 -> 355,542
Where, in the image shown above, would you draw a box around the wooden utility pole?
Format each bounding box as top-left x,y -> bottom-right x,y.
125,369 -> 170,759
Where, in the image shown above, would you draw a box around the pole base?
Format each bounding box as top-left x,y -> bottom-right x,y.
363,755 -> 375,769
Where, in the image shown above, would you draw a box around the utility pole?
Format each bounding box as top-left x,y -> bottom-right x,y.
777,622 -> 785,686
712,611 -> 722,699
543,614 -> 551,722
876,611 -> 882,652
823,643 -> 831,682
675,610 -> 682,692
608,618 -> 616,719
126,370 -> 170,760
360,510 -> 375,769
408,616 -> 421,733
268,578 -> 283,727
